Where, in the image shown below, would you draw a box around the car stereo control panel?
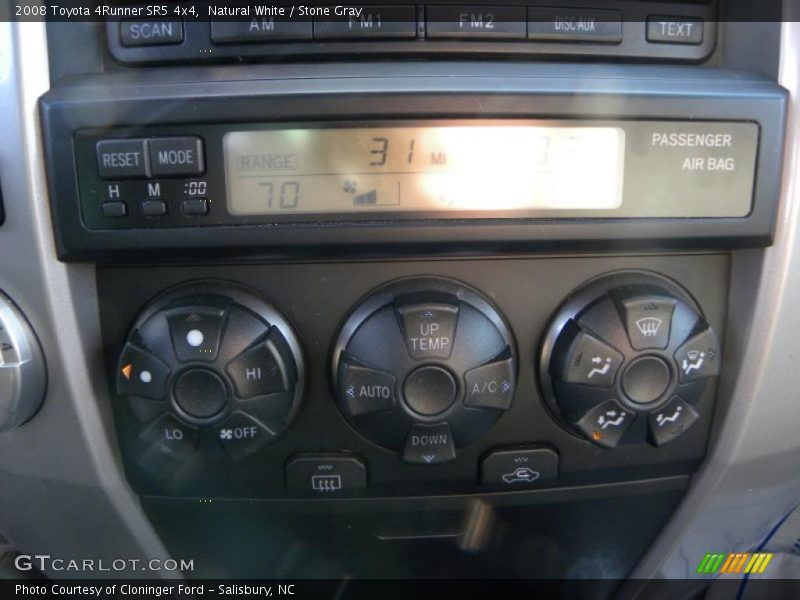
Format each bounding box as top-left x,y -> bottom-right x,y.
105,1 -> 719,64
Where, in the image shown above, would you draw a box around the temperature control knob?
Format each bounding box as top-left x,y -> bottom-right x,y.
0,292 -> 46,432
332,277 -> 517,464
540,272 -> 721,449
116,282 -> 304,462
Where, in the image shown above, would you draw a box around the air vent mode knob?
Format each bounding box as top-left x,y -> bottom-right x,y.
116,282 -> 305,462
332,277 -> 517,465
0,292 -> 46,432
539,272 -> 721,449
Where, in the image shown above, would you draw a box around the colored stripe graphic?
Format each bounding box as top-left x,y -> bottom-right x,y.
697,553 -> 726,574
697,552 -> 774,575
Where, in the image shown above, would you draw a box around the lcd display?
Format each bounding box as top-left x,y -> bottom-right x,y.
223,124 -> 626,216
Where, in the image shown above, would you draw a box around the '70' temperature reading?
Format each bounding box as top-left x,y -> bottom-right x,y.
258,181 -> 300,209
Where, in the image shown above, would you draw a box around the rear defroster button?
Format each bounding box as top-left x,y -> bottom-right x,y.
285,454 -> 367,496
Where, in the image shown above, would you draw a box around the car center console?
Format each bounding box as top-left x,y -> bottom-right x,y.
13,0 -> 791,581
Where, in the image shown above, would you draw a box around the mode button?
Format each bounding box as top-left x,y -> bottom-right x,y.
148,137 -> 205,177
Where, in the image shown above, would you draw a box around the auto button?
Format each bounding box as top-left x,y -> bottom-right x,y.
339,361 -> 396,416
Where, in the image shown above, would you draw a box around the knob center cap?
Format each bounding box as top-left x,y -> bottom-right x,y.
174,368 -> 228,419
403,366 -> 457,416
622,356 -> 671,405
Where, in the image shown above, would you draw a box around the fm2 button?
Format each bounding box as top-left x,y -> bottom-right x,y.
212,411 -> 275,461
575,400 -> 636,449
559,328 -> 624,388
402,422 -> 456,464
286,455 -> 367,496
398,303 -> 458,360
167,307 -> 225,362
339,361 -> 396,417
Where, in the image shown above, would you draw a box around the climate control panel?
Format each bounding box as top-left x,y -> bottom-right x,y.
105,261 -> 724,498
540,272 -> 721,449
115,282 -> 305,466
331,277 -> 517,465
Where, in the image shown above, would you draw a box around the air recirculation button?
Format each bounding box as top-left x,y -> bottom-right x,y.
115,282 -> 304,463
332,277 -> 517,464
540,272 -> 721,449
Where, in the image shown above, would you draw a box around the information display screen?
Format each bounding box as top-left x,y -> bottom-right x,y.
223,124 -> 626,216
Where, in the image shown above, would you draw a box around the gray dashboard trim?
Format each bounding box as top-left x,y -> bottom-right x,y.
625,10 -> 800,593
0,22 -> 175,579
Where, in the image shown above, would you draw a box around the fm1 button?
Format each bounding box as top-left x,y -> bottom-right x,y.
117,343 -> 171,400
226,338 -> 287,398
674,328 -> 721,383
464,357 -> 515,409
649,396 -> 700,446
402,423 -> 456,464
559,329 -> 624,388
575,399 -> 636,449
212,411 -> 275,461
286,455 -> 367,496
139,413 -> 198,459
339,361 -> 396,416
481,447 -> 558,488
619,296 -> 676,350
398,303 -> 458,360
167,307 -> 226,362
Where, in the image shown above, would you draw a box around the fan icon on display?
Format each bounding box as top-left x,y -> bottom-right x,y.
343,180 -> 357,194
219,429 -> 233,440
